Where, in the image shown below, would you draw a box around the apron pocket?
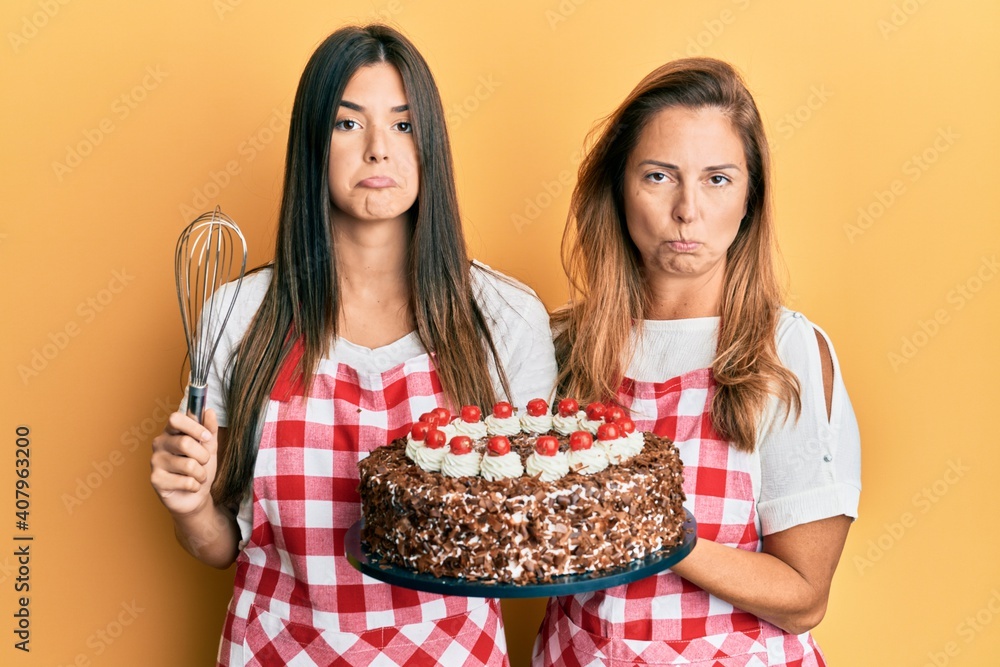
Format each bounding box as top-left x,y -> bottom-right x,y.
242,600 -> 504,666
550,606 -> 767,666
379,599 -> 506,665
241,605 -> 348,666
627,629 -> 768,666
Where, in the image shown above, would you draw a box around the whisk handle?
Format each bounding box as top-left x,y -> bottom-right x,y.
186,384 -> 208,424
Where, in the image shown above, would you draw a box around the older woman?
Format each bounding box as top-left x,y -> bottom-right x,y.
535,58 -> 861,665
150,25 -> 556,666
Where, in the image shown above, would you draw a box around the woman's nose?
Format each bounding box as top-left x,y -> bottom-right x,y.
365,127 -> 389,163
671,185 -> 698,224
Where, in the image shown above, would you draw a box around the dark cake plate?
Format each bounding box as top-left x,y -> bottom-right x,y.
344,509 -> 696,598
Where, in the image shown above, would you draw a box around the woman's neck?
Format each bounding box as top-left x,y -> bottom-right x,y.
642,265 -> 725,320
333,213 -> 409,284
332,213 -> 414,347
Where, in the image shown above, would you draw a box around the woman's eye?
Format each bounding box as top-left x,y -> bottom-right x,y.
708,174 -> 731,186
394,121 -> 413,133
335,119 -> 359,130
646,172 -> 667,183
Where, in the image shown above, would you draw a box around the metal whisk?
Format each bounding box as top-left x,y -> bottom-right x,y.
174,206 -> 247,423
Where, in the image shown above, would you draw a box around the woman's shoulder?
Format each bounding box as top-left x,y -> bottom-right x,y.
469,260 -> 547,316
215,266 -> 272,340
468,261 -> 557,402
226,265 -> 271,296
775,307 -> 834,350
773,306 -> 842,384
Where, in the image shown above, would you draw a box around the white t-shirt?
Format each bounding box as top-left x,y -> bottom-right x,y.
625,308 -> 861,535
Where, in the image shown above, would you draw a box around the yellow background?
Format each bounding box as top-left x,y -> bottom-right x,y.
2,1 -> 998,665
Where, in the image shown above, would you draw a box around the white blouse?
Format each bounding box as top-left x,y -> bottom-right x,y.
625,308 -> 861,535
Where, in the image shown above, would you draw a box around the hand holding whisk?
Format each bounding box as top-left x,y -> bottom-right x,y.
175,206 -> 247,423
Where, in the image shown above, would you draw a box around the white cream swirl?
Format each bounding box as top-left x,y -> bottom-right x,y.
579,416 -> 604,435
552,411 -> 584,436
412,445 -> 448,472
520,413 -> 553,434
525,451 -> 570,481
479,452 -> 524,481
440,451 -> 482,478
451,419 -> 487,440
438,422 -> 458,442
484,414 -> 521,436
568,447 -> 610,475
621,430 -> 645,458
405,436 -> 424,462
599,437 -> 631,465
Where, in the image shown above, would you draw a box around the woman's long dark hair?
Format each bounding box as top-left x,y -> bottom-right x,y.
216,25 -> 509,508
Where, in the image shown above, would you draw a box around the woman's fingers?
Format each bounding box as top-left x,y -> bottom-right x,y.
165,411 -> 213,442
201,408 -> 220,457
153,450 -> 209,484
152,432 -> 209,463
150,409 -> 219,513
153,410 -> 218,464
150,467 -> 201,494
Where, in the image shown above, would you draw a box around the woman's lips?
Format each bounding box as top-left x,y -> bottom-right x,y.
357,176 -> 397,188
667,240 -> 700,252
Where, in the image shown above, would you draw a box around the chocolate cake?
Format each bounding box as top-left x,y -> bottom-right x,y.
357,399 -> 687,584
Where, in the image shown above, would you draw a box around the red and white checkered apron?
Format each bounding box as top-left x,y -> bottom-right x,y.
532,368 -> 826,666
218,339 -> 508,666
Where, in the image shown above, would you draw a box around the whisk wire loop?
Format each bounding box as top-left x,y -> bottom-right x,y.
174,206 -> 247,422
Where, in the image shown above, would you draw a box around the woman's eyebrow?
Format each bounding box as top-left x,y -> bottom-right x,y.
638,160 -> 679,169
637,159 -> 742,172
338,100 -> 409,113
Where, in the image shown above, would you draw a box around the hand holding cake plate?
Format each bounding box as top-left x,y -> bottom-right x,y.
344,509 -> 696,598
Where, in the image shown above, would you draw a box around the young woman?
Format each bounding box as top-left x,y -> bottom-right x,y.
150,25 -> 556,666
535,58 -> 861,665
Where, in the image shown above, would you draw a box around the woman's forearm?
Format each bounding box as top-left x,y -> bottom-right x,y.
669,515 -> 852,635
172,502 -> 241,569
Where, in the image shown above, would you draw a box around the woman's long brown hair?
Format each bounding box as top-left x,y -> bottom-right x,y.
554,58 -> 800,452
214,25 -> 509,508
